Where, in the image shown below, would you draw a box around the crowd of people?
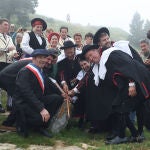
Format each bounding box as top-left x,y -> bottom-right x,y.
0,17 -> 150,144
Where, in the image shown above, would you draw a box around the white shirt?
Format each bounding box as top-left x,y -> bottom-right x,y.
93,40 -> 133,86
21,32 -> 43,55
76,70 -> 86,81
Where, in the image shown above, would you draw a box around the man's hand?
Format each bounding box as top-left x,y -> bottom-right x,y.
13,52 -> 19,58
40,108 -> 50,122
144,59 -> 150,65
68,90 -> 75,97
63,83 -> 69,94
128,86 -> 137,97
61,93 -> 68,99
70,78 -> 77,86
8,46 -> 15,51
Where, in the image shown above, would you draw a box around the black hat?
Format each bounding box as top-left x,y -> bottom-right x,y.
31,18 -> 47,31
93,27 -> 110,44
48,48 -> 60,57
31,49 -> 49,57
60,40 -> 77,49
147,30 -> 150,39
82,44 -> 99,56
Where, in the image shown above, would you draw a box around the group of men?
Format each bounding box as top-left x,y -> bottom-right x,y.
0,17 -> 150,145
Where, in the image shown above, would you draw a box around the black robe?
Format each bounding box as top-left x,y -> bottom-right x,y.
96,50 -> 150,119
82,49 -> 150,121
56,56 -> 81,89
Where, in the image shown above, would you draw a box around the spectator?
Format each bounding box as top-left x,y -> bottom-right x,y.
74,33 -> 83,51
84,32 -> 93,45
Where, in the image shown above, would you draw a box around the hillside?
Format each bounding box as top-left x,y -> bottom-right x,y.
29,14 -> 129,41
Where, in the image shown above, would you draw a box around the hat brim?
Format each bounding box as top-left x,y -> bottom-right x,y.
31,49 -> 50,57
82,45 -> 99,56
60,44 -> 78,49
31,18 -> 47,31
93,27 -> 110,44
31,53 -> 49,57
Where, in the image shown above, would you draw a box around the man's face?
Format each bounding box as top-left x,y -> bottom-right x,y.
33,25 -> 43,35
64,47 -> 75,60
99,34 -> 111,49
44,55 -> 53,68
33,55 -> 48,68
52,56 -> 58,64
85,49 -> 100,64
79,60 -> 90,72
74,35 -> 82,45
10,24 -> 15,32
84,37 -> 93,45
60,28 -> 68,40
140,42 -> 150,57
0,21 -> 9,33
16,36 -> 23,44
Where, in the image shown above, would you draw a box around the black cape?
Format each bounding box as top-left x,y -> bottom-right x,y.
85,50 -> 150,120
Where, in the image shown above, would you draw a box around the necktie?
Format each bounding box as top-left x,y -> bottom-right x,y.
3,33 -> 6,40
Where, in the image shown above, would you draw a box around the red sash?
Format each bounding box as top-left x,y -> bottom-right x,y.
26,64 -> 44,93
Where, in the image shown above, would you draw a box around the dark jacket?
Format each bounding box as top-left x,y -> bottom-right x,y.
13,67 -> 46,112
56,56 -> 81,89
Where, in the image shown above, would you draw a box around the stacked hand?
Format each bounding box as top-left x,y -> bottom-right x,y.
128,86 -> 137,97
144,59 -> 150,65
40,108 -> 50,122
68,90 -> 75,97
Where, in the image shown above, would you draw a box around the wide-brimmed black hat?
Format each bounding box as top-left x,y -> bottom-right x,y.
82,44 -> 99,56
93,27 -> 110,45
31,18 -> 47,31
60,40 -> 77,49
31,49 -> 49,57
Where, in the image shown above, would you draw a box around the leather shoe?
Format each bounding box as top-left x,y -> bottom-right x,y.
128,136 -> 144,143
16,126 -> 28,138
39,128 -> 53,138
106,133 -> 117,141
137,132 -> 145,142
105,136 -> 128,144
88,127 -> 99,134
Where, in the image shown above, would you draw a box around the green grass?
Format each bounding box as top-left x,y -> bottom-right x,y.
1,91 -> 150,150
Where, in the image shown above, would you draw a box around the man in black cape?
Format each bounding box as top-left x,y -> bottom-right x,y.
82,43 -> 150,144
91,26 -> 147,141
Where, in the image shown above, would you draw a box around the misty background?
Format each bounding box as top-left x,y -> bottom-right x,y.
0,0 -> 149,49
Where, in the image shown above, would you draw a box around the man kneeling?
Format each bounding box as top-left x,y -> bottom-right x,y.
13,49 -> 63,138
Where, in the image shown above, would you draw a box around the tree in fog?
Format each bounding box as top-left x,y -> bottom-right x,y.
0,0 -> 38,26
143,20 -> 150,36
128,12 -> 145,48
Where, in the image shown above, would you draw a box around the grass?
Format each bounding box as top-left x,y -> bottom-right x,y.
1,91 -> 150,150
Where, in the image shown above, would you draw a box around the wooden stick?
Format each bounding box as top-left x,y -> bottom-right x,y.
49,77 -> 70,118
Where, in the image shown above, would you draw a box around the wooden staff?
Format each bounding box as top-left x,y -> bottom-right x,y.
49,77 -> 70,118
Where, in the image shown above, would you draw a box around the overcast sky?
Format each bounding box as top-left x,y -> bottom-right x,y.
36,0 -> 150,32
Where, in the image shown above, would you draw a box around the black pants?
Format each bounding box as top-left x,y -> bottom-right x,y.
112,76 -> 144,138
15,94 -> 63,129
